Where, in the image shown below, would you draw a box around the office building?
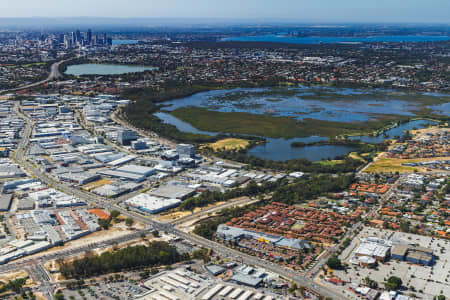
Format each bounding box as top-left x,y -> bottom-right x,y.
131,140 -> 148,150
117,129 -> 138,146
177,144 -> 195,158
87,29 -> 92,44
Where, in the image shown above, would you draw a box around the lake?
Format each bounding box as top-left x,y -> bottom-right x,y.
349,120 -> 437,143
65,64 -> 156,76
155,86 -> 445,161
157,109 -> 435,161
248,142 -> 356,162
160,86 -> 449,122
155,112 -> 354,161
221,35 -> 450,44
155,112 -> 218,136
246,136 -> 359,162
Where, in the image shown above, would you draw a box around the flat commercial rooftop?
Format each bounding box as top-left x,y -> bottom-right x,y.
337,227 -> 450,299
125,194 -> 181,214
0,194 -> 12,211
149,184 -> 196,200
117,164 -> 155,176
355,242 -> 390,258
98,169 -> 145,181
230,274 -> 263,287
107,155 -> 137,167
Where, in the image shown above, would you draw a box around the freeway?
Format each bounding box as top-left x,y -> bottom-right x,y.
13,105 -> 347,299
0,59 -> 71,94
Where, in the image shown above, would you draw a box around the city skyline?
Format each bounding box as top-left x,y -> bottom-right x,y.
0,1 -> 448,299
0,0 -> 449,23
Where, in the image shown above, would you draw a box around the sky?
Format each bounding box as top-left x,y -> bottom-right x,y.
0,0 -> 449,23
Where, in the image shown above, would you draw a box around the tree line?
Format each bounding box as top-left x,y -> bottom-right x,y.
180,179 -> 284,211
193,174 -> 355,239
0,277 -> 27,293
59,241 -> 186,279
271,174 -> 355,205
205,147 -> 365,173
183,174 -> 355,211
193,204 -> 261,239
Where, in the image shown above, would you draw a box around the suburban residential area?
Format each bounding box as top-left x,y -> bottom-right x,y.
0,6 -> 448,300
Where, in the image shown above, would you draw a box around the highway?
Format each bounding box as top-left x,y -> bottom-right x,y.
0,229 -> 151,300
12,105 -> 347,299
0,59 -> 71,94
0,229 -> 151,274
0,229 -> 152,273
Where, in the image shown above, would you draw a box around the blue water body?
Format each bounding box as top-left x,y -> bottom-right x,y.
155,86 -> 445,161
349,120 -> 437,143
221,35 -> 450,44
247,136 -> 351,162
430,102 -> 450,115
112,39 -> 139,45
65,64 -> 156,76
160,86 -> 448,123
154,112 -> 218,136
248,142 -> 355,162
155,111 -> 435,161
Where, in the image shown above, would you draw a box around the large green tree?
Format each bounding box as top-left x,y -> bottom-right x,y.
385,276 -> 402,290
326,256 -> 342,269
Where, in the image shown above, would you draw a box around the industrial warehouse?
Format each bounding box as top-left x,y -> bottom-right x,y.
140,266 -> 284,300
350,235 -> 434,267
125,194 -> 181,214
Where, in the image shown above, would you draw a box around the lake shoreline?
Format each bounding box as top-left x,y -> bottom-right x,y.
64,63 -> 156,76
123,82 -> 447,162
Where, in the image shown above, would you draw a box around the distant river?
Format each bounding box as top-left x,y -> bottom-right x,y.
112,40 -> 139,45
65,64 -> 156,76
221,35 -> 450,44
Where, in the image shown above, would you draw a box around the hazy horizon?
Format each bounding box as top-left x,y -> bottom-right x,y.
1,0 -> 449,23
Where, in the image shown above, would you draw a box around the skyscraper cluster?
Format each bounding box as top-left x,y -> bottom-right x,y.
63,29 -> 112,49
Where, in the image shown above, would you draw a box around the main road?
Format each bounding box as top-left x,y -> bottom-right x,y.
0,58 -> 71,94
13,105 -> 345,299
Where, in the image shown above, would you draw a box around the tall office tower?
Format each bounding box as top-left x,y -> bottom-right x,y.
87,29 -> 92,45
93,35 -> 98,46
76,30 -> 81,44
64,35 -> 71,49
103,33 -> 107,45
71,32 -> 76,45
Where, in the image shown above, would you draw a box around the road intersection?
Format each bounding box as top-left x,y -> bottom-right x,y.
12,102 -> 347,299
